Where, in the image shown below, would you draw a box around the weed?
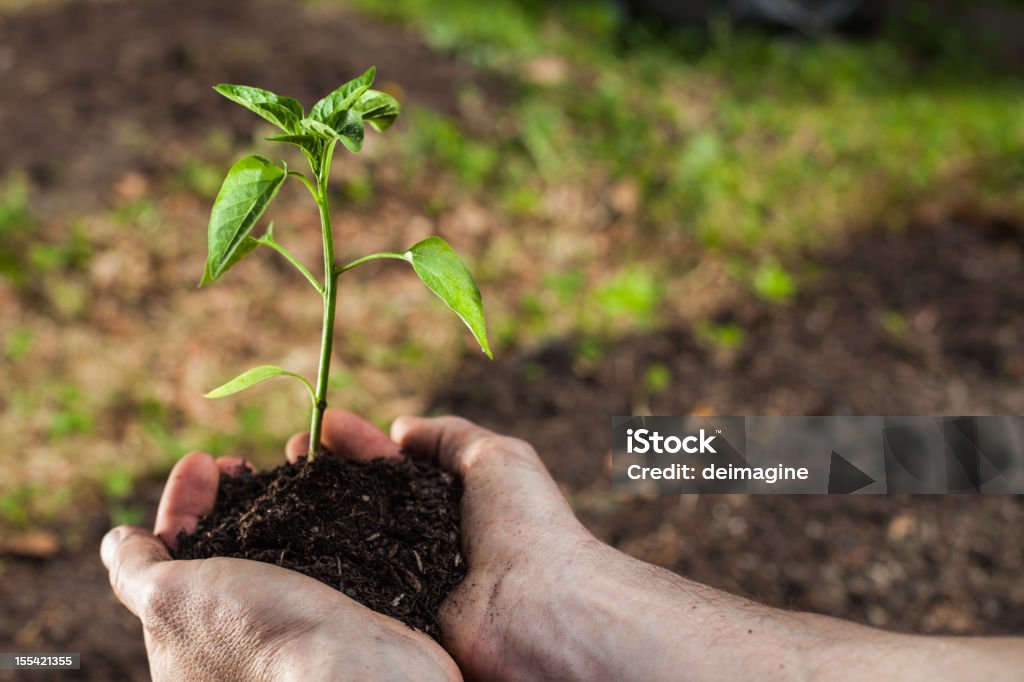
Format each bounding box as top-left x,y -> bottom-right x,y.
644,363 -> 672,393
753,261 -> 797,303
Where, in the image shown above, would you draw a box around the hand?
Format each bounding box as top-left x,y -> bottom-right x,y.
389,415 -> 623,680
293,413 -> 605,679
388,416 -> 1024,682
101,411 -> 461,682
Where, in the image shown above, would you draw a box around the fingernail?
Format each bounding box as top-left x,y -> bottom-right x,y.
390,416 -> 413,439
100,527 -> 125,568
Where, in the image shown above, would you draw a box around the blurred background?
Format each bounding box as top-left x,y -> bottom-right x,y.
1,0 -> 1023,678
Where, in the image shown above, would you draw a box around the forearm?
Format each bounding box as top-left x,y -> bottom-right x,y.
807,627 -> 1024,682
502,541 -> 1024,682
538,544 -> 812,681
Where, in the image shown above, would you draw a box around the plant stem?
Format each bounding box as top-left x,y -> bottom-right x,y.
334,251 -> 407,276
308,142 -> 339,460
287,170 -> 318,200
256,235 -> 323,294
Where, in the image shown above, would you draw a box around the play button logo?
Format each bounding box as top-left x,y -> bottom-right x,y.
828,450 -> 876,494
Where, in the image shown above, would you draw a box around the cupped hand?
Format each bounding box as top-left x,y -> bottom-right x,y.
283,411 -> 604,679
273,411 -> 1024,682
102,410 -> 461,682
287,412 -> 612,680
388,416 -> 607,681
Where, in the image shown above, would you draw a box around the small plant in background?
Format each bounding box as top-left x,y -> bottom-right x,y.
200,67 -> 491,459
696,321 -> 747,351
752,260 -> 797,303
643,363 -> 672,394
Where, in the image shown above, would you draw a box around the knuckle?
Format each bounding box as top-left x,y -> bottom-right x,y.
440,415 -> 475,433
462,434 -> 538,469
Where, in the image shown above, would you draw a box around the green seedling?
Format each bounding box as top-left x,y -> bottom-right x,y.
201,67 -> 491,459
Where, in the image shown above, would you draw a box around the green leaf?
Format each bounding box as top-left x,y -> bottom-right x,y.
202,235 -> 259,286
300,117 -> 339,140
299,114 -> 365,153
267,133 -> 318,147
214,84 -> 303,133
310,66 -> 376,124
266,133 -> 324,168
329,110 -> 365,152
353,90 -> 401,132
202,155 -> 286,285
404,237 -> 492,358
204,365 -> 315,402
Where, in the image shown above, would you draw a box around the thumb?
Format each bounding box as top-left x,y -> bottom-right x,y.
101,526 -> 171,618
391,415 -> 492,474
391,414 -> 554,481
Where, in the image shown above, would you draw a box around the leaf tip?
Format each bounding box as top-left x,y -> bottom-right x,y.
198,263 -> 214,288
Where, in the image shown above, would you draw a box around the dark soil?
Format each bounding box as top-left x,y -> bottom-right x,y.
174,453 -> 465,642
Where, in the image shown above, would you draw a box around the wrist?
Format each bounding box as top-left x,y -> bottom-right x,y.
510,541 -> 811,682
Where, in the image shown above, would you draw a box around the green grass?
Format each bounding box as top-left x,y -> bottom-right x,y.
696,321 -> 747,350
349,0 -> 1024,255
338,0 -> 1024,359
0,174 -> 34,285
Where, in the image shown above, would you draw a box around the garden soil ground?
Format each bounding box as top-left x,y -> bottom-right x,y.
3,214 -> 1021,680
0,0 -> 1022,679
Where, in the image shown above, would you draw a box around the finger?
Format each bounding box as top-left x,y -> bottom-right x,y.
217,455 -> 254,477
285,431 -> 309,464
391,415 -> 506,474
154,451 -> 219,551
101,526 -> 171,617
322,408 -> 402,460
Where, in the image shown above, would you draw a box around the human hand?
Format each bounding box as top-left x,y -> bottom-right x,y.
293,411 -> 686,680
109,408 -> 1021,682
388,415 -> 621,680
288,412 -> 603,679
386,416 -> 1024,682
102,411 -> 461,682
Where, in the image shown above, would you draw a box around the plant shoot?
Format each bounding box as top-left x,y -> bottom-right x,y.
200,67 -> 491,459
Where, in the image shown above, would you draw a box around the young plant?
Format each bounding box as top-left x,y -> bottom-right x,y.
201,67 -> 491,459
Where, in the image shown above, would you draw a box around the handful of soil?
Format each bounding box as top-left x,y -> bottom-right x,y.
174,452 -> 465,642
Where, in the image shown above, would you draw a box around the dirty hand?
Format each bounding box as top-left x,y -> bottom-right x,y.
390,414 -> 636,680
296,411 -> 630,679
101,414 -> 460,682
390,415 -> 1024,682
